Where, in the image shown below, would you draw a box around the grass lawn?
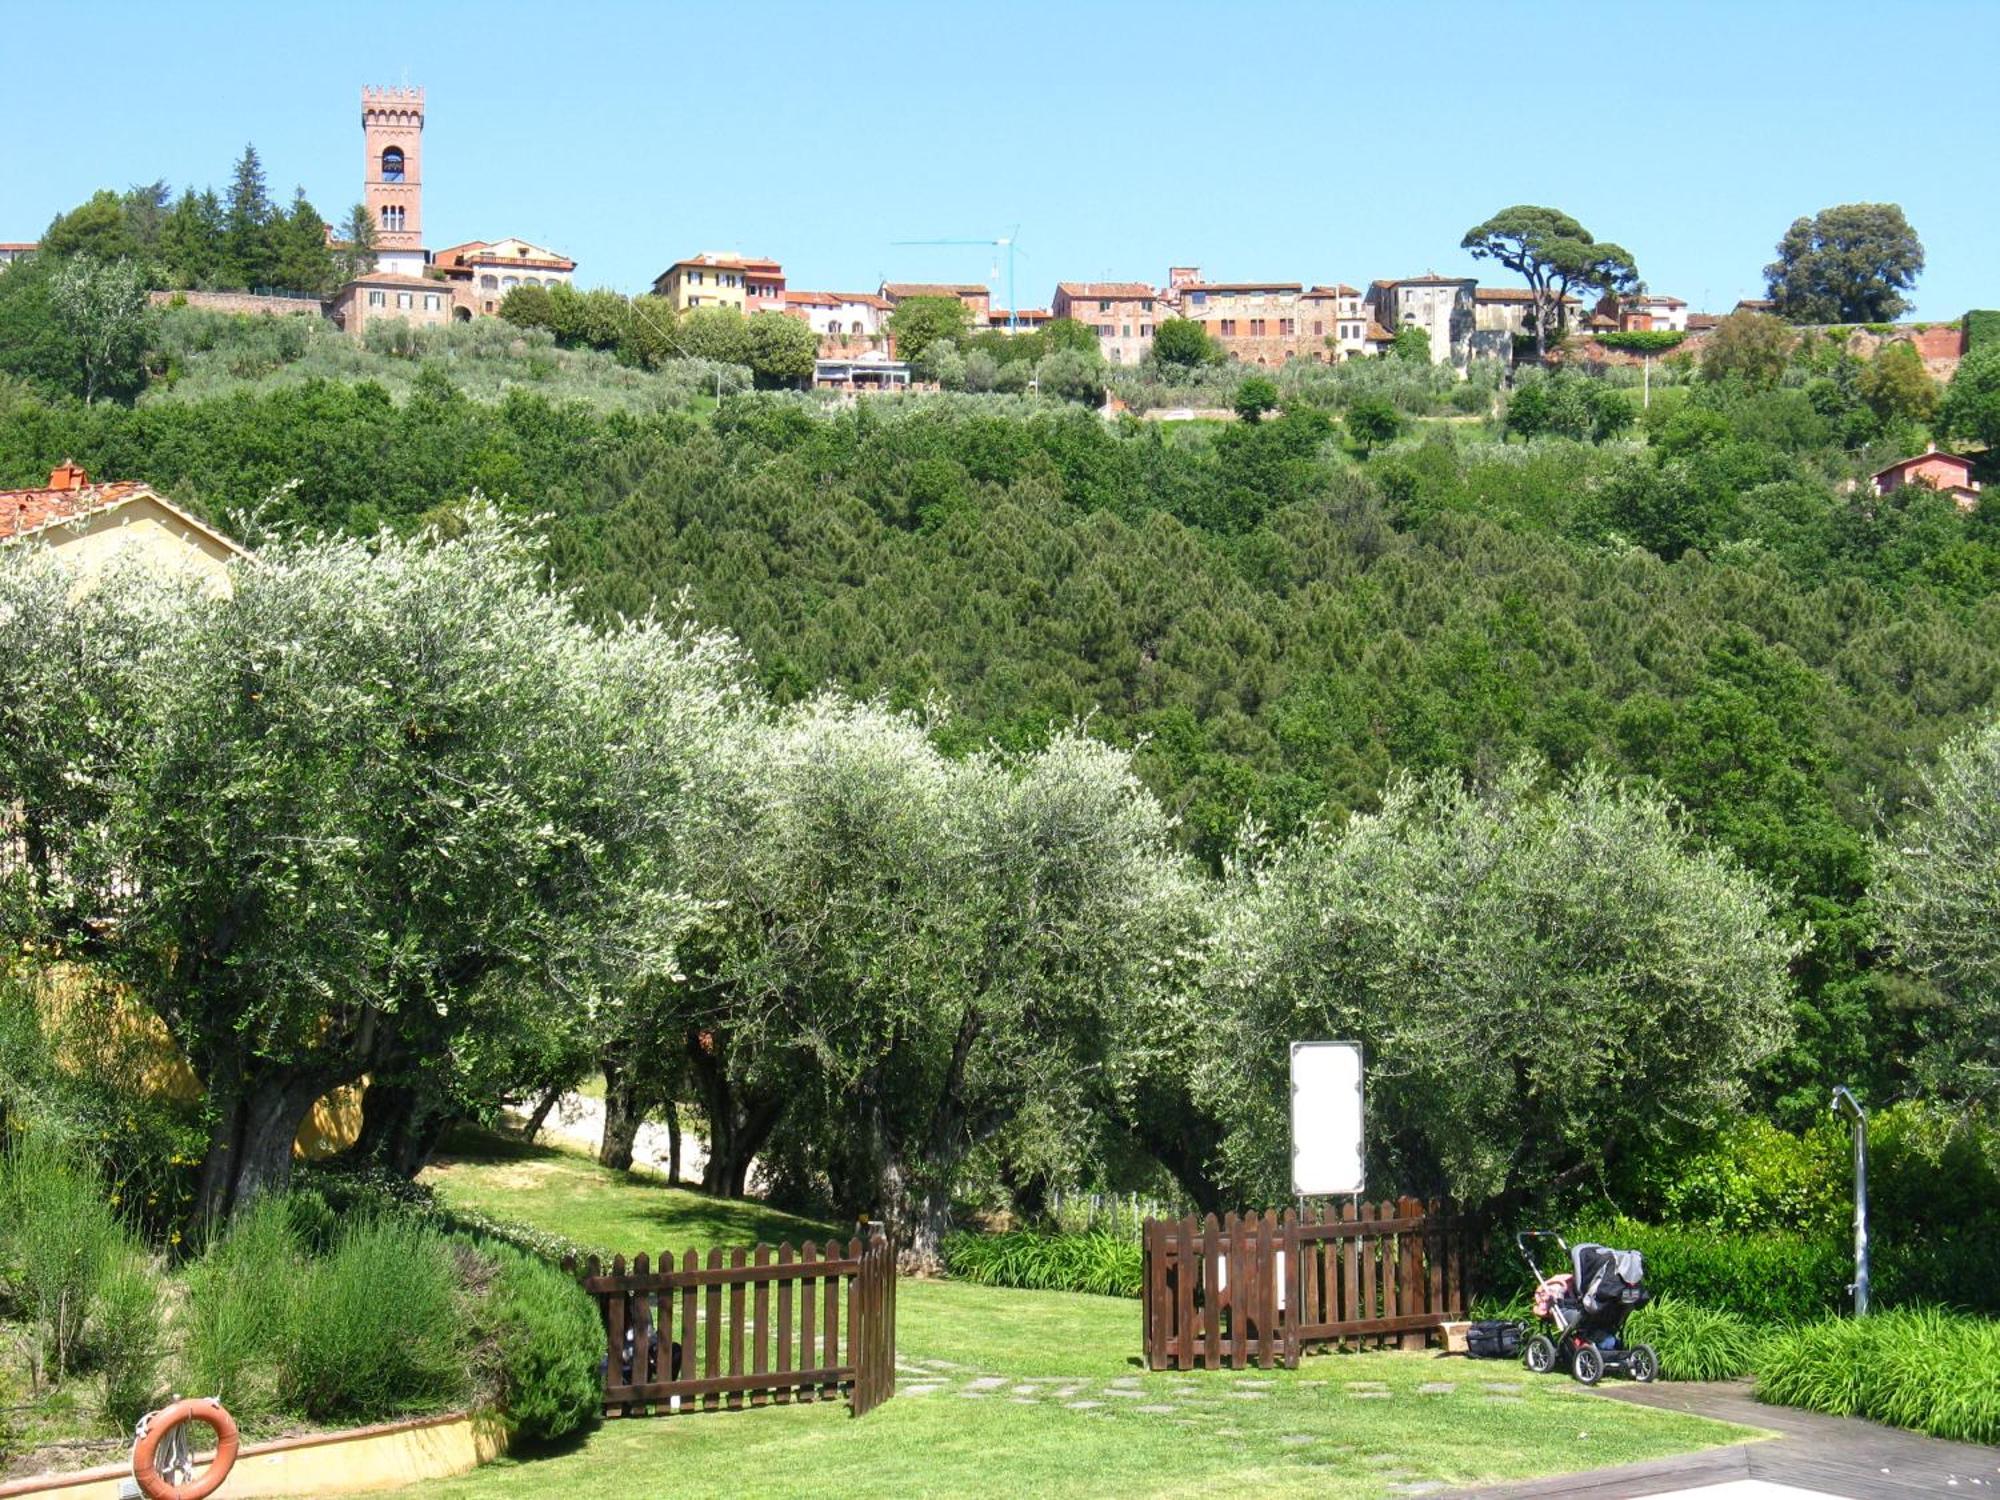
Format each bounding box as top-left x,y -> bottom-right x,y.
413,1136 -> 1761,1499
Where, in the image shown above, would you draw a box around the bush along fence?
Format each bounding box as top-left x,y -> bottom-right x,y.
563,1229 -> 896,1419
1142,1199 -> 1474,1370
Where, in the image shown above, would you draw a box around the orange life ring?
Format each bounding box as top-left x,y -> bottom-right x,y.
131,1397 -> 239,1500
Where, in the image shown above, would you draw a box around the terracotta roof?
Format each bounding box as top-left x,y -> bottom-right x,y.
784,290 -> 842,307
1180,281 -> 1301,294
0,242 -> 38,253
1686,313 -> 1722,331
0,477 -> 248,558
1056,282 -> 1155,299
1304,283 -> 1362,297
1365,321 -> 1395,342
882,283 -> 987,298
663,253 -> 782,275
1633,294 -> 1687,307
1389,274 -> 1476,287
833,291 -> 894,310
430,241 -> 490,265
1473,287 -> 1581,305
989,308 -> 1052,321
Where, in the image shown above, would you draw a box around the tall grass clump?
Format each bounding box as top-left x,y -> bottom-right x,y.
941,1230 -> 1142,1298
279,1219 -> 469,1421
1623,1295 -> 1764,1382
177,1194 -> 308,1419
1756,1308 -> 2000,1444
0,1133 -> 139,1390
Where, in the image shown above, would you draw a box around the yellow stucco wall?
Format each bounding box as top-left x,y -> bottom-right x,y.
31,965 -> 362,1160
31,496 -> 239,597
0,1411 -> 507,1499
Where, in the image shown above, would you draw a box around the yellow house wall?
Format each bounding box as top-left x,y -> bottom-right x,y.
30,498 -> 238,597
666,265 -> 748,313
31,965 -> 362,1160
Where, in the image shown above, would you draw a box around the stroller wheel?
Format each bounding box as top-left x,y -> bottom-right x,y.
1629,1343 -> 1660,1383
1571,1343 -> 1604,1385
1524,1334 -> 1558,1374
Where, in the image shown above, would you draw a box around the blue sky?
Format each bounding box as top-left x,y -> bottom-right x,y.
3,0 -> 1992,318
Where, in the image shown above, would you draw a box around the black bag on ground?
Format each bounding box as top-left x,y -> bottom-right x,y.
1465,1320 -> 1522,1359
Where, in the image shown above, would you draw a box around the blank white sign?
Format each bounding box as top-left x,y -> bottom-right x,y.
1290,1041 -> 1364,1196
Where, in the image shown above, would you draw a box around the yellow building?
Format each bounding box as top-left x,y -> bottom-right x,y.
0,461 -> 248,593
650,251 -> 785,313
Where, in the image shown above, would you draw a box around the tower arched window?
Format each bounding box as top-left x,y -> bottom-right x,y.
381,147 -> 405,182
380,206 -> 405,233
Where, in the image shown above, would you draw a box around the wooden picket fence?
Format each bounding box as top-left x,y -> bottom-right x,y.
563,1229 -> 896,1418
1141,1197 -> 1473,1370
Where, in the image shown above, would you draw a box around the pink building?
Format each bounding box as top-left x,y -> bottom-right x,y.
1871,446 -> 1981,511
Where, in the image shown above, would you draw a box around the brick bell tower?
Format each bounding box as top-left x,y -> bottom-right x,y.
362,85 -> 426,276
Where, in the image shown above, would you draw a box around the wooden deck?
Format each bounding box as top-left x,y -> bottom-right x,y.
1452,1379 -> 2000,1499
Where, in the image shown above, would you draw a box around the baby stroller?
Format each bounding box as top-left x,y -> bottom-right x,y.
1516,1231 -> 1659,1385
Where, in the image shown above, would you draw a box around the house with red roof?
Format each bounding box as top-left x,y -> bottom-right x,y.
1051,281 -> 1159,364
0,462 -> 248,593
1871,446 -> 1982,512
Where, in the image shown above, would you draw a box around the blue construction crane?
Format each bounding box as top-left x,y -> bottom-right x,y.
890,227 -> 1027,331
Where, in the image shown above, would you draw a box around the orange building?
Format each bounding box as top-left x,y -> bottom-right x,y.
1871,447 -> 1982,511
362,86 -> 427,277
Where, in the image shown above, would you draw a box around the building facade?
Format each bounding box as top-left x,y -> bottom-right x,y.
362,86 -> 427,277
1872,447 -> 1981,511
1369,276 -> 1481,368
433,239 -> 577,317
652,254 -> 786,313
1176,279 -> 1332,364
328,271 -> 455,336
1050,282 -> 1157,364
880,283 -> 992,326
1,463 -> 248,595
784,290 -> 894,341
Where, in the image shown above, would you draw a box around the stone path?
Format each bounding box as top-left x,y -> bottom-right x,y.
1450,1378 -> 2000,1500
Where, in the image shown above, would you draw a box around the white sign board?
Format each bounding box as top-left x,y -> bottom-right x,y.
1290,1041 -> 1364,1196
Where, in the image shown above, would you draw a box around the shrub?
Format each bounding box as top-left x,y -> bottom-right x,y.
472,1242 -> 602,1443
941,1230 -> 1141,1298
1568,1216 -> 1848,1321
92,1250 -> 168,1428
1756,1308 -> 2000,1444
279,1219 -> 469,1422
1595,330 -> 1688,352
0,1133 -> 136,1388
177,1194 -> 307,1420
1623,1295 -> 1763,1381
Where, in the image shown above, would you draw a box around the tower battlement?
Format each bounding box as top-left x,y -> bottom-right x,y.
362,85 -> 425,107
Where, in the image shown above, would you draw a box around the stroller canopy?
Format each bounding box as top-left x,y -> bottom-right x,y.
1570,1243 -> 1647,1313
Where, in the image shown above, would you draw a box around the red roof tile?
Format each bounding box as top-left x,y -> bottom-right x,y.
1056,282 -> 1156,299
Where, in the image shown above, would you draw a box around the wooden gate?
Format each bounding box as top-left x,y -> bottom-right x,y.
1142,1198 -> 1471,1370
565,1229 -> 896,1417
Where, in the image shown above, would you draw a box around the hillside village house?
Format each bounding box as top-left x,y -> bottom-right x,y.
0,463 -> 248,594
652,253 -> 786,313
1050,282 -> 1157,364
987,307 -> 1053,333
433,238 -> 577,317
880,283 -> 993,327
783,289 -> 894,341
0,242 -> 34,268
1618,293 -> 1689,332
1369,275 -> 1481,368
1871,447 -> 1982,511
328,271 -> 455,336
1173,278 -> 1324,365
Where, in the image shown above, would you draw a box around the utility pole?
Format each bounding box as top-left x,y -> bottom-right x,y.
1832,1086 -> 1870,1315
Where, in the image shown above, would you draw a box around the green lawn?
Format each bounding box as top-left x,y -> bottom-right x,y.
412,1138 -> 1761,1499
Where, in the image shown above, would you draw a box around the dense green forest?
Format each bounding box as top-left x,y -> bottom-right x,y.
5,306 -> 1998,1137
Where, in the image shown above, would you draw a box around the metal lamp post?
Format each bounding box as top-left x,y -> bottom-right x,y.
1831,1086 -> 1869,1315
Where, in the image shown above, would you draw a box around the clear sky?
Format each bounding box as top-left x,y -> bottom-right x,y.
3,0 -> 1992,318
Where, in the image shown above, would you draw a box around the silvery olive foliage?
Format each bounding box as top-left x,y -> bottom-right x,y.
1197,761 -> 1799,1206
1874,715 -> 2000,1108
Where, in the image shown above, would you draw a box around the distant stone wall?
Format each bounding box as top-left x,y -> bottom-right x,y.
148,289 -> 328,317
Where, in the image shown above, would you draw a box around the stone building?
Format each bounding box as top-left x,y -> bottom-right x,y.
363,86 -> 428,277
1050,282 -> 1157,364
328,271 -> 455,336
1369,275 -> 1484,368
1174,278 -> 1329,365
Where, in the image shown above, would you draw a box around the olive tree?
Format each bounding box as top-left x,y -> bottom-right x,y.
1874,715 -> 2000,1108
1197,762 -> 1798,1208
671,700 -> 1198,1254
0,514 -> 740,1221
